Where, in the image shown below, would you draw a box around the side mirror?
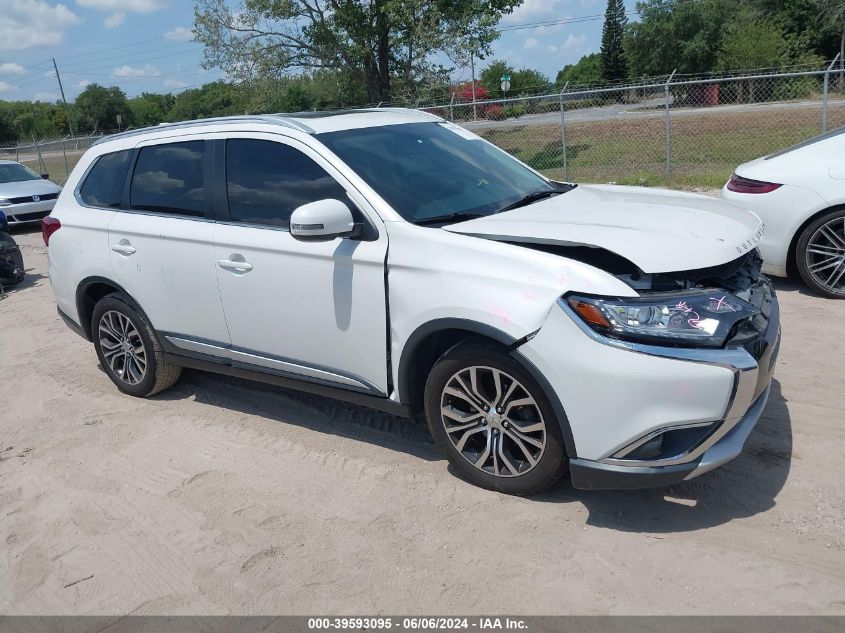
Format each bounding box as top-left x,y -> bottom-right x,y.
290,199 -> 358,240
41,173 -> 50,180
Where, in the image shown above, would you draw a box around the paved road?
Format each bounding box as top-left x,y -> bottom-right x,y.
462,98 -> 845,130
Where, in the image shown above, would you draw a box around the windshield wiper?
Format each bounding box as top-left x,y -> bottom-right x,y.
411,211 -> 486,226
499,189 -> 562,213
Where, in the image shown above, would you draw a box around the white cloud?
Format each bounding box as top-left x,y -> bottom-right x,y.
502,0 -> 562,24
523,37 -> 540,50
563,33 -> 587,49
163,78 -> 188,89
0,0 -> 81,51
0,63 -> 25,76
0,81 -> 15,93
104,11 -> 125,28
76,79 -> 91,89
164,26 -> 193,42
33,91 -> 57,101
76,0 -> 167,12
112,63 -> 160,78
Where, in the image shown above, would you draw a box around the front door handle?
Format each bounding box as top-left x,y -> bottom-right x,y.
218,258 -> 253,273
111,242 -> 136,256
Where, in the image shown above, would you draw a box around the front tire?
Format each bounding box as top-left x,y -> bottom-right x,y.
424,339 -> 567,495
796,208 -> 845,298
91,293 -> 181,397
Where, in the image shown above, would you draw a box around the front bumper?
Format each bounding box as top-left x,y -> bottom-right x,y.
1,199 -> 56,224
518,287 -> 780,490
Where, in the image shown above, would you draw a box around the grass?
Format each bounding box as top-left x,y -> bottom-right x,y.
475,103 -> 845,189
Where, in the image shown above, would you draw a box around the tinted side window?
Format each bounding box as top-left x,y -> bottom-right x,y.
226,139 -> 347,228
130,141 -> 206,217
78,149 -> 132,208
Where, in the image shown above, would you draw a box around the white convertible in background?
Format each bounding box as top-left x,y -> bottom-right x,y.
722,127 -> 845,298
43,109 -> 779,494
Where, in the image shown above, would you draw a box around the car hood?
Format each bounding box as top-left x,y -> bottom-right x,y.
443,184 -> 764,273
0,179 -> 61,198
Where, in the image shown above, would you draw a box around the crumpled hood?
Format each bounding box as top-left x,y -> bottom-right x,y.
443,184 -> 764,273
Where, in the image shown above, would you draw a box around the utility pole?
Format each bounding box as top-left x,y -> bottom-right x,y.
52,58 -> 76,138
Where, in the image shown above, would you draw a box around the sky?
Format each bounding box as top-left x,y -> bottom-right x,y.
0,0 -> 637,104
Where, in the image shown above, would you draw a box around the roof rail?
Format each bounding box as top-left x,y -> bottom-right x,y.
92,114 -> 314,146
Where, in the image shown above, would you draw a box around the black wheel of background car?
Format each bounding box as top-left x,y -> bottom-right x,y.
796,208 -> 845,299
424,338 -> 567,495
91,293 -> 181,397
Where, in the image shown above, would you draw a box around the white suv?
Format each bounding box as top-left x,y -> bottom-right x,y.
43,109 -> 780,494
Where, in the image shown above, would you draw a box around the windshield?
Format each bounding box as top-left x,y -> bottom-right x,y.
0,163 -> 41,184
316,122 -> 559,224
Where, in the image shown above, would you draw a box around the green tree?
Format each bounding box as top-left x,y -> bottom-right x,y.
129,92 -> 176,127
600,0 -> 627,82
717,20 -> 784,71
193,0 -> 521,103
480,59 -> 513,98
74,84 -> 134,133
625,0 -> 733,76
556,53 -> 604,87
166,82 -> 246,122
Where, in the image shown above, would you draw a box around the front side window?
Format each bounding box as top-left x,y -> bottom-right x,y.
226,139 -> 348,228
130,141 -> 206,217
78,149 -> 132,208
316,122 -> 559,224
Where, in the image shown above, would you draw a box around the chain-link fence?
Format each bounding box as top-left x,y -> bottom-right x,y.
426,59 -> 845,189
0,134 -> 103,185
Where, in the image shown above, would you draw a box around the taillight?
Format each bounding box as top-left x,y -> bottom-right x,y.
726,174 -> 782,194
41,216 -> 61,246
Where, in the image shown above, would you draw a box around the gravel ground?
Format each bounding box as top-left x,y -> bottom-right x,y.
1,228 -> 844,615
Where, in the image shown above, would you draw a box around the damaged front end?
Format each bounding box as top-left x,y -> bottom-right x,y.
565,250 -> 775,352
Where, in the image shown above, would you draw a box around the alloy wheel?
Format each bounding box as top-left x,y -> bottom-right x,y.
806,216 -> 845,295
98,310 -> 147,385
440,366 -> 547,478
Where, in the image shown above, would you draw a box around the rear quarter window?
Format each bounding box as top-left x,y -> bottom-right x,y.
78,149 -> 132,208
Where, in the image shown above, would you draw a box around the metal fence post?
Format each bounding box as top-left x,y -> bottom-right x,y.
61,139 -> 69,181
449,93 -> 455,122
822,53 -> 841,133
559,82 -> 569,181
664,69 -> 677,176
35,142 -> 46,175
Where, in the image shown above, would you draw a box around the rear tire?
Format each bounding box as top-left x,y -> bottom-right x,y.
424,338 -> 567,495
796,208 -> 845,298
91,293 -> 181,397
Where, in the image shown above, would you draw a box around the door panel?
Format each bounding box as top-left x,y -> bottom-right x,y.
108,213 -> 229,344
212,135 -> 388,394
213,225 -> 388,393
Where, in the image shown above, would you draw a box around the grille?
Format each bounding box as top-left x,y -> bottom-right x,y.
7,192 -> 58,205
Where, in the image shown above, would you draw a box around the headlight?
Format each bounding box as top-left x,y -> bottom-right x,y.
566,290 -> 757,348
0,199 -> 11,207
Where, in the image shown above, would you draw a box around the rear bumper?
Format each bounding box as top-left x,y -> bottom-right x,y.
570,385 -> 771,490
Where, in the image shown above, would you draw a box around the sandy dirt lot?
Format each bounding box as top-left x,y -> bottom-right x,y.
1,228 -> 844,615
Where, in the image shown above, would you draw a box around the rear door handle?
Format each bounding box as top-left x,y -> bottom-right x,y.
111,242 -> 136,256
217,258 -> 253,273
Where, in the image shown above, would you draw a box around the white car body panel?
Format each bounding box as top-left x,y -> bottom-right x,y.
44,110 -> 779,490
721,128 -> 845,277
446,184 -> 765,273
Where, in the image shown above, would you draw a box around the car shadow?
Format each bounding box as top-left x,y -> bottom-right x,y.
1,270 -> 47,297
771,275 -> 825,299
152,368 -> 441,462
534,378 -> 792,532
155,366 -> 791,532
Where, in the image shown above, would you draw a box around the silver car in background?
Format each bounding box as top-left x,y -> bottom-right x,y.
0,160 -> 62,225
